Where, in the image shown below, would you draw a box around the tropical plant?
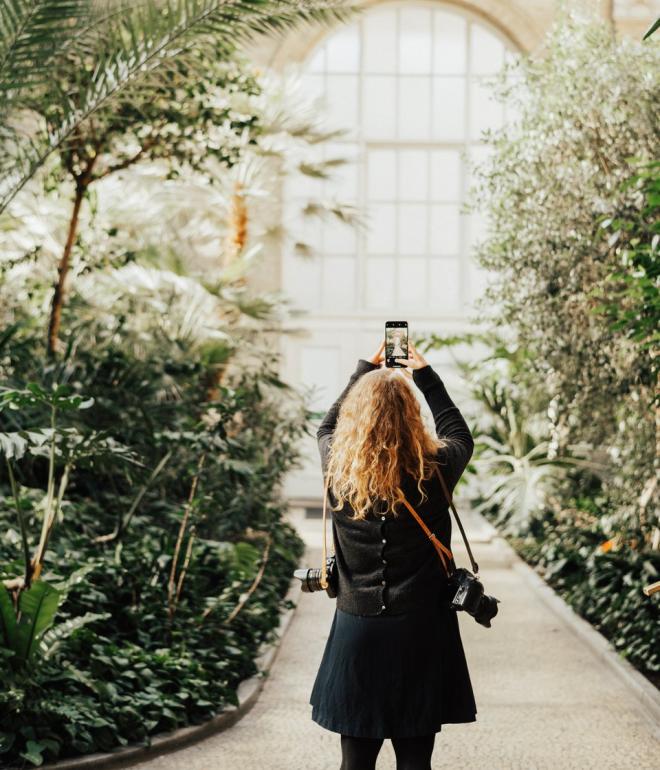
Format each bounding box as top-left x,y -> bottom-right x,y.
418,331 -> 600,534
0,0 -> 355,214
0,384 -> 135,588
589,160 -> 659,407
469,11 -> 659,543
0,566 -> 108,668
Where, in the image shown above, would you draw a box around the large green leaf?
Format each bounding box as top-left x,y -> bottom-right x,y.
39,611 -> 110,659
14,580 -> 61,662
0,585 -> 17,649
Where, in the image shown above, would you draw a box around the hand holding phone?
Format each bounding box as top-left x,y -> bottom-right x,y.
394,339 -> 428,371
367,339 -> 386,366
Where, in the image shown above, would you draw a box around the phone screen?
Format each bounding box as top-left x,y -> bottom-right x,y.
385,321 -> 408,368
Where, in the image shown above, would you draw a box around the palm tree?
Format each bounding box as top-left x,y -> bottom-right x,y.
0,0 -> 355,215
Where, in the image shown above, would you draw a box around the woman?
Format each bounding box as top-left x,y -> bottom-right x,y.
309,339 -> 477,770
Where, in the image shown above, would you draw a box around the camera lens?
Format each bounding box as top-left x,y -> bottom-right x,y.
474,595 -> 500,628
293,567 -> 323,592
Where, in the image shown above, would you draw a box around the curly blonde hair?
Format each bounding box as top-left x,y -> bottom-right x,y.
325,367 -> 448,520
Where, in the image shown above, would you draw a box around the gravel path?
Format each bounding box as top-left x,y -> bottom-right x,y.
130,507 -> 660,770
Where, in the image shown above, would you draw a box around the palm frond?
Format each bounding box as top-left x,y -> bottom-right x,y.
0,0 -> 91,95
0,0 -> 358,213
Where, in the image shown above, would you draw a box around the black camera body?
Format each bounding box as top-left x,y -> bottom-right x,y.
446,567 -> 500,628
294,558 -> 499,628
293,554 -> 338,598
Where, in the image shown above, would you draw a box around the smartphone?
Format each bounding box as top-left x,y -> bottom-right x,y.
385,321 -> 409,368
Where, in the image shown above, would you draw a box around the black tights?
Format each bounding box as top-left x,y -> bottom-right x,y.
340,732 -> 436,770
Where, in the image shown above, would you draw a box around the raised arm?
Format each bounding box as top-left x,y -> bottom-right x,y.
317,358 -> 379,473
412,363 -> 475,492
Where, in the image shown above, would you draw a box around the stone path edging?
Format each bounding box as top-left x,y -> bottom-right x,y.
493,535 -> 660,735
32,570 -> 303,770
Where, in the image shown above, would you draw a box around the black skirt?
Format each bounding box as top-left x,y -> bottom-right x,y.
309,599 -> 477,739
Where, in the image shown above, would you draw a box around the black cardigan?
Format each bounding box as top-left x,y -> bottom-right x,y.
317,359 -> 475,617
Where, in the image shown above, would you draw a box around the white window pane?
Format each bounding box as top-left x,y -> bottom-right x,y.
433,11 -> 467,74
430,204 -> 460,255
322,256 -> 357,310
323,220 -> 357,254
283,254 -> 322,309
305,47 -> 325,73
470,79 -> 503,140
399,149 -> 428,201
300,73 -> 325,102
365,257 -> 396,308
399,7 -> 432,74
431,77 -> 465,140
326,74 -> 359,130
326,27 -> 360,73
428,258 -> 461,314
430,149 -> 461,202
398,257 -> 427,306
367,149 -> 397,201
364,8 -> 397,74
470,25 -> 505,75
301,346 -> 339,411
366,203 -> 397,254
398,76 -> 431,140
398,204 -> 428,254
363,76 -> 397,139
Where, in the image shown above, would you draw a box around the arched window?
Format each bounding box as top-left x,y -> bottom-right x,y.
282,2 -> 517,318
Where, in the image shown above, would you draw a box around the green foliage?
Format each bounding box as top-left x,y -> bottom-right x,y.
0,517 -> 304,765
459,13 -> 659,689
470,13 -> 659,541
419,331 -> 595,534
0,202 -> 311,761
509,499 -> 659,684
589,160 -> 659,405
0,0 -> 356,211
0,4 -> 356,765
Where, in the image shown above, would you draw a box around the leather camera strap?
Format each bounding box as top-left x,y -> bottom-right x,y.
398,494 -> 455,577
320,472 -> 331,589
430,463 -> 480,576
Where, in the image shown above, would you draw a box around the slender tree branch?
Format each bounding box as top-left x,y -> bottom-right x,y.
168,453 -> 206,620
5,459 -> 32,588
201,531 -> 272,624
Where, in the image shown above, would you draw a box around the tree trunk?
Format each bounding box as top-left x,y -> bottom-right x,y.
47,183 -> 85,357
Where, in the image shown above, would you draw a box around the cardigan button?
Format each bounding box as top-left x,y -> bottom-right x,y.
382,558 -> 387,564
382,538 -> 386,544
381,604 -> 386,610
381,515 -> 386,521
381,579 -> 386,585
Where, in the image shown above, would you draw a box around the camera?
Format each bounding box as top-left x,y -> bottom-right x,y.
293,554 -> 338,598
446,567 -> 500,628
